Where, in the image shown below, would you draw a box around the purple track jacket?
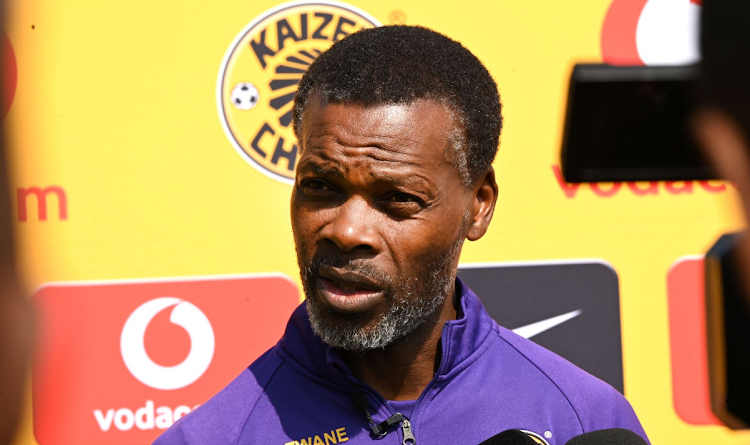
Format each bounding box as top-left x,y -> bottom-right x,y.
154,278 -> 649,445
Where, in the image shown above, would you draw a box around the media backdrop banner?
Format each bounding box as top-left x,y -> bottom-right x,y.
6,0 -> 748,444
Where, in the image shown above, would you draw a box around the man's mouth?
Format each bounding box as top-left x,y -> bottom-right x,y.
322,277 -> 370,294
315,268 -> 386,314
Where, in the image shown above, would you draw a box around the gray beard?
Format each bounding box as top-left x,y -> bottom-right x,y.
302,237 -> 463,353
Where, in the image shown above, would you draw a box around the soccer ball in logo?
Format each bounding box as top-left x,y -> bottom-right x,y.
230,82 -> 260,110
218,2 -> 381,183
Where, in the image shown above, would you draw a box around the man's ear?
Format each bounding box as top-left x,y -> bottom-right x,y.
466,166 -> 498,241
694,108 -> 750,212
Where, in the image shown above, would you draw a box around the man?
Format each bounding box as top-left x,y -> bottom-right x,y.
155,25 -> 648,444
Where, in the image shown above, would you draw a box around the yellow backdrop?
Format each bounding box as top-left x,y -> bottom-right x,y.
6,0 -> 748,444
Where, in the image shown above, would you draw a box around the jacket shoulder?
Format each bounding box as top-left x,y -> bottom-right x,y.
152,347 -> 285,445
494,326 -> 649,441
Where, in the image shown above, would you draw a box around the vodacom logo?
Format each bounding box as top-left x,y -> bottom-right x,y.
602,0 -> 702,66
120,298 -> 215,391
32,276 -> 299,444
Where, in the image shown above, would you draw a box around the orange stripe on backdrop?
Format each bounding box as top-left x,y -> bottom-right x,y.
667,256 -> 722,426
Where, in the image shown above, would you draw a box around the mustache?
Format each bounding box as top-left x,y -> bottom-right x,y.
306,255 -> 393,289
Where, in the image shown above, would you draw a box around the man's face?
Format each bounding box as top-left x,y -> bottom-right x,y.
291,97 -> 474,351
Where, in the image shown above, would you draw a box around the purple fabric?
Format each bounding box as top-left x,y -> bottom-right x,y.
388,399 -> 418,421
154,279 -> 649,445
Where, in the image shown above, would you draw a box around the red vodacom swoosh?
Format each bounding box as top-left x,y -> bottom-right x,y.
601,0 -> 649,65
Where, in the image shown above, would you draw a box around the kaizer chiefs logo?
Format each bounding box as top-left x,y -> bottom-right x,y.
218,1 -> 381,184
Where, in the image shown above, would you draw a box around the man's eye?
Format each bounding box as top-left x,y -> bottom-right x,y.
386,192 -> 421,204
301,179 -> 332,192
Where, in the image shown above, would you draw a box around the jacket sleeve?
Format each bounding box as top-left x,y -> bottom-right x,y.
496,327 -> 650,444
543,355 -> 650,444
573,378 -> 650,444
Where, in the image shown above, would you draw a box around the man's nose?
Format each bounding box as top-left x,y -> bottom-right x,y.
320,196 -> 380,253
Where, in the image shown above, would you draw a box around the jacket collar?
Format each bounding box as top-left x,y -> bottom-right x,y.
435,277 -> 496,376
278,277 -> 495,386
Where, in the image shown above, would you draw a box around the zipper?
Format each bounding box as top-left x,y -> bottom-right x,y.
350,391 -> 418,444
401,418 -> 416,445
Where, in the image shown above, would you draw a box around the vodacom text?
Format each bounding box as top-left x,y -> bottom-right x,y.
94,400 -> 199,432
552,165 -> 730,198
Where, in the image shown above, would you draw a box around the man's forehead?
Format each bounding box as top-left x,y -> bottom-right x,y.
296,94 -> 473,188
300,95 -> 456,155
299,151 -> 435,187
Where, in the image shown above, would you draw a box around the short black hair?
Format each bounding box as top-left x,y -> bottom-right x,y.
700,0 -> 750,139
292,25 -> 502,185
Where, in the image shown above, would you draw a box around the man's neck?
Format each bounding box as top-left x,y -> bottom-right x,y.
341,287 -> 459,401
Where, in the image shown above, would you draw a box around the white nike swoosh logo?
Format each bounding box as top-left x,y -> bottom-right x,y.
511,309 -> 582,339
